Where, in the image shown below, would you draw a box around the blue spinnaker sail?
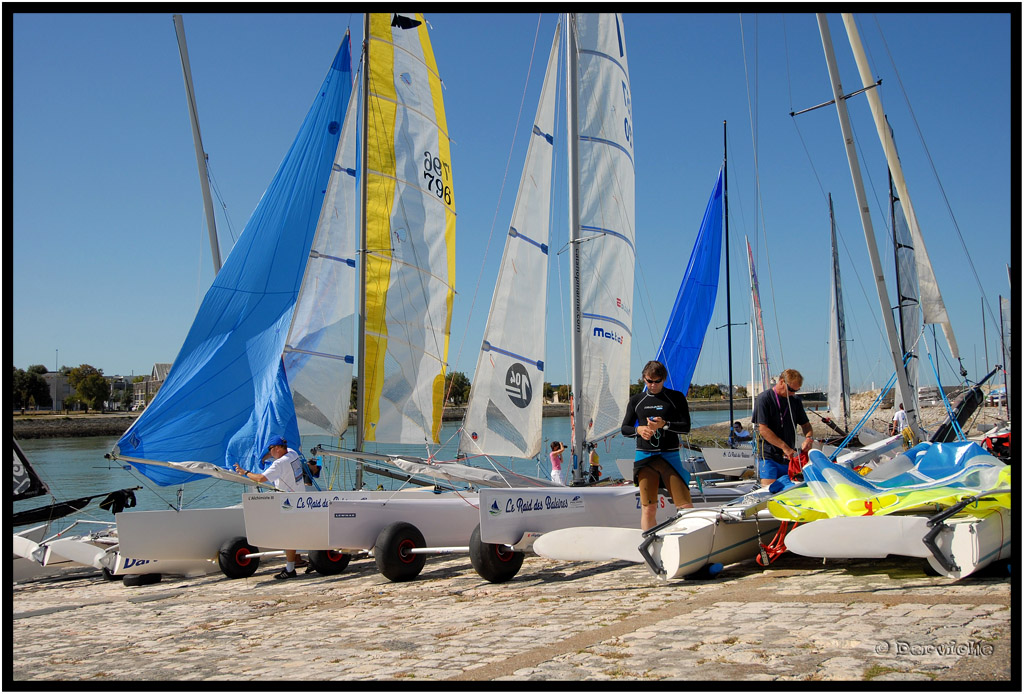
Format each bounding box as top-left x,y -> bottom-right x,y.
115,36 -> 353,486
656,170 -> 723,394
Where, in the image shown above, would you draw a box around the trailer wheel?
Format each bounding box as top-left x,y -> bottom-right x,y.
122,572 -> 161,587
469,524 -> 524,584
374,522 -> 426,582
308,549 -> 351,576
217,536 -> 260,579
101,567 -> 119,581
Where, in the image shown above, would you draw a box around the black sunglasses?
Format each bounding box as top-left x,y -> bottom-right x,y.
786,382 -> 800,392
645,378 -> 663,385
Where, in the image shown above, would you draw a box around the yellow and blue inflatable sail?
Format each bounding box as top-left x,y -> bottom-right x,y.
768,441 -> 1010,522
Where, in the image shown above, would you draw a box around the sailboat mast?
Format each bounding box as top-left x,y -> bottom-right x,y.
355,14 -> 370,488
889,169 -> 909,361
565,14 -> 586,485
841,13 -> 961,371
172,14 -> 222,274
816,14 -> 923,440
724,121 -> 734,426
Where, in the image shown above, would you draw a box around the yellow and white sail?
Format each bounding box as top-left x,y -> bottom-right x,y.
363,13 -> 456,444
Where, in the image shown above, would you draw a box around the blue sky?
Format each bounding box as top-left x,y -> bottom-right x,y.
13,12 -> 1014,394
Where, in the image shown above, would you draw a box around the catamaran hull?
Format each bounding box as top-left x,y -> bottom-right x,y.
243,490 -> 454,550
653,511 -> 780,579
480,486 -> 677,547
115,506 -> 248,561
327,496 -> 480,551
784,507 -> 1011,579
699,447 -> 756,478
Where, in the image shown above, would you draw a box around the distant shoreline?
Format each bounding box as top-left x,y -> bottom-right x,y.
11,400 -> 766,439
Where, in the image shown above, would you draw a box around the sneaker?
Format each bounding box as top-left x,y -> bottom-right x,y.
303,564 -> 316,574
274,568 -> 297,580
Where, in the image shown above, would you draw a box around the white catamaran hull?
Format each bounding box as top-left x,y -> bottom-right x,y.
327,496 -> 481,551
784,507 -> 1011,579
115,506 -> 249,561
533,508 -> 780,580
243,489 -> 456,551
480,486 -> 688,547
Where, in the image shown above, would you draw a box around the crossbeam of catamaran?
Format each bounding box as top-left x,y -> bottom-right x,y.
104,453 -> 283,491
315,446 -> 558,489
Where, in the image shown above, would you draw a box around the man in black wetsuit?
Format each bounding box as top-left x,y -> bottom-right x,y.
620,360 -> 693,530
751,368 -> 814,486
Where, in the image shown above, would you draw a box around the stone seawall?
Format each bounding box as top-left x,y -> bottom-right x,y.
13,415 -> 139,439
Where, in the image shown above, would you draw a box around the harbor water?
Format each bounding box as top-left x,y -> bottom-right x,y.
15,411 -> 748,534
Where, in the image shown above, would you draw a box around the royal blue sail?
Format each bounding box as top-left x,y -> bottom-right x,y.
655,170 -> 723,394
114,36 -> 353,486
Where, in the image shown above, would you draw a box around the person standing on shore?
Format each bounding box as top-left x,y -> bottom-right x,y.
752,369 -> 814,487
234,435 -> 306,579
588,444 -> 602,484
620,360 -> 693,531
892,403 -> 909,435
549,441 -> 566,485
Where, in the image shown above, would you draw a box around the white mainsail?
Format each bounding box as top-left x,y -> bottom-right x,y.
572,13 -> 636,446
460,14 -> 635,471
361,13 -> 456,445
890,162 -> 921,415
460,31 -> 561,458
284,88 -> 360,438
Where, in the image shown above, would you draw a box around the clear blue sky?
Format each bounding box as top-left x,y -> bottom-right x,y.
13,12 -> 1014,394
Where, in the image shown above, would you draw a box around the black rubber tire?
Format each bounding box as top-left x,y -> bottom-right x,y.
469,524 -> 524,584
122,572 -> 161,587
308,549 -> 351,576
374,522 -> 427,582
217,536 -> 260,579
100,566 -> 119,581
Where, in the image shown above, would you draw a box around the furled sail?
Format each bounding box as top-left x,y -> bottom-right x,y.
113,35 -> 354,485
890,163 -> 921,414
361,13 -> 456,445
656,171 -> 724,394
827,200 -> 851,426
746,237 -> 771,394
573,13 -> 636,443
459,30 -> 561,459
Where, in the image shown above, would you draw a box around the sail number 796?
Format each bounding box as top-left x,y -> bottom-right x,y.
423,151 -> 452,205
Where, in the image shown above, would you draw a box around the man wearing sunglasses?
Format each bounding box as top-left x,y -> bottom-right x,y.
751,369 -> 814,487
620,360 -> 693,531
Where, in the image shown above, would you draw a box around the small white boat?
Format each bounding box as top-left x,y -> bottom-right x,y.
784,505 -> 1011,579
533,489 -> 780,580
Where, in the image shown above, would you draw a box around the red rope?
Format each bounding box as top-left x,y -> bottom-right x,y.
756,520 -> 798,566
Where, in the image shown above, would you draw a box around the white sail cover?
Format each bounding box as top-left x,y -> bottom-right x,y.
284,86 -> 360,438
827,216 -> 851,424
574,13 -> 636,442
363,13 -> 456,444
459,31 -> 561,458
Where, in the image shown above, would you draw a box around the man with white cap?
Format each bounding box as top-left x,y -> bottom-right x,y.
234,435 -> 305,579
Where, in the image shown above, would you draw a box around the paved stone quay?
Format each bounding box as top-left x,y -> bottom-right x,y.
12,552 -> 1013,684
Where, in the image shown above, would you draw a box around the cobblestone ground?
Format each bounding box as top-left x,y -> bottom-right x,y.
12,552 -> 1012,684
